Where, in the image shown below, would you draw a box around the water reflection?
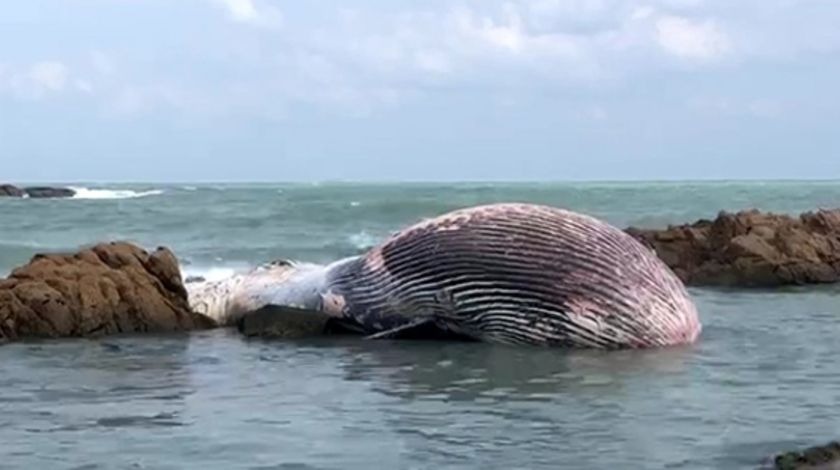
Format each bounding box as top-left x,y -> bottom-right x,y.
0,333 -> 197,434
2,308 -> 837,470
310,338 -> 700,469
245,336 -> 699,404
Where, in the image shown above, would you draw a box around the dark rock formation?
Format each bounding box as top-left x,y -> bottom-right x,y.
0,184 -> 76,198
0,242 -> 215,341
23,186 -> 76,198
772,440 -> 840,469
0,184 -> 25,197
237,305 -> 479,341
625,209 -> 840,287
237,304 -> 335,339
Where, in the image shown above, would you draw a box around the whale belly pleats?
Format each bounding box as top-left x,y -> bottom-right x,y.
328,203 -> 700,348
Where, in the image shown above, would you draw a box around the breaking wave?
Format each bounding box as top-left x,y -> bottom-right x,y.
69,187 -> 164,200
180,264 -> 250,283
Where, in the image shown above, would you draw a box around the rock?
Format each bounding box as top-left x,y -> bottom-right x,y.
0,184 -> 25,197
0,242 -> 215,341
772,440 -> 840,469
22,186 -> 76,198
236,304 -> 334,338
0,184 -> 76,198
236,305 -> 479,342
625,209 -> 840,287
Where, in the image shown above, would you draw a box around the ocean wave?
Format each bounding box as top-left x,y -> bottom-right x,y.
0,239 -> 48,250
69,187 -> 164,200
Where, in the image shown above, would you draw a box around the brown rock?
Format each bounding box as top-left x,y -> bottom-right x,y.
0,242 -> 215,341
626,209 -> 840,287
726,234 -> 779,261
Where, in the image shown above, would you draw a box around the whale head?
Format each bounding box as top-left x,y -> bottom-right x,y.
185,259 -> 331,326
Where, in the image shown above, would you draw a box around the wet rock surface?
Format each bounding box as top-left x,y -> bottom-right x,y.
625,209 -> 840,287
236,304 -> 336,338
772,441 -> 840,469
0,242 -> 214,341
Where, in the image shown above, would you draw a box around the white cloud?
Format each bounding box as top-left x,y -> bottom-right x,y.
449,5 -> 585,59
7,0 -> 835,121
316,3 -> 605,95
655,15 -> 730,61
218,0 -> 257,22
114,1 -> 741,117
29,61 -> 69,91
213,0 -> 282,28
631,6 -> 655,20
1,61 -> 81,100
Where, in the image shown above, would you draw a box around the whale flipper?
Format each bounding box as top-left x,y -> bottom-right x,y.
362,318 -> 436,340
362,317 -> 477,342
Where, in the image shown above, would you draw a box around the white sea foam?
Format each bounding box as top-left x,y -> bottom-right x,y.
69,187 -> 164,200
348,231 -> 379,250
181,265 -> 241,282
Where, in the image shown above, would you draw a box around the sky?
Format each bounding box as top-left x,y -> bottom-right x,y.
1,0 -> 839,182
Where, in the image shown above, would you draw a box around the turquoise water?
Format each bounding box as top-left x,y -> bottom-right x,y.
2,182 -> 840,469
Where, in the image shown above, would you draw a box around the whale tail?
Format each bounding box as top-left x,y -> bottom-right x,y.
185,259 -> 332,326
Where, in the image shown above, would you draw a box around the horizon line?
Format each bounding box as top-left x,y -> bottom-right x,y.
7,177 -> 840,185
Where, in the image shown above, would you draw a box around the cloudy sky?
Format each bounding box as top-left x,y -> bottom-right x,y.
2,0 -> 839,182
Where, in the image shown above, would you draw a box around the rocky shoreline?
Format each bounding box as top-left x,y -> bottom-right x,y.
1,183 -> 76,198
626,208 -> 840,288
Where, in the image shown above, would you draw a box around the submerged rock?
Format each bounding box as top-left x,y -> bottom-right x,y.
772,440 -> 840,469
236,304 -> 335,338
0,242 -> 214,341
0,184 -> 76,198
625,209 -> 840,287
236,305 -> 478,342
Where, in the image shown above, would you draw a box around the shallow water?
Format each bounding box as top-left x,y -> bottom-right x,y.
3,182 -> 840,469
